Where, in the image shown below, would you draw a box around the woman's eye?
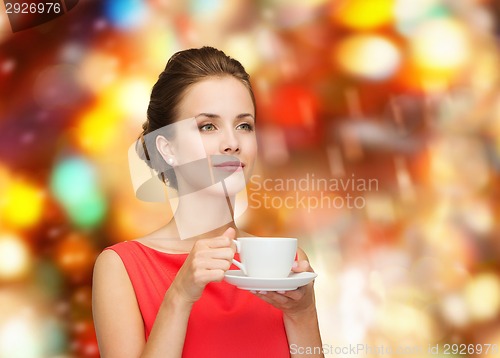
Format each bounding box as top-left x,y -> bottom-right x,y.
199,123 -> 216,131
236,123 -> 254,131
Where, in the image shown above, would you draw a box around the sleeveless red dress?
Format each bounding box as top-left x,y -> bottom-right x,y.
105,241 -> 291,358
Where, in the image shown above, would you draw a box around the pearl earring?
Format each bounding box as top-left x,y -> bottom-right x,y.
167,158 -> 174,165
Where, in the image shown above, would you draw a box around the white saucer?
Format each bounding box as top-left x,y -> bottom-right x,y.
224,270 -> 317,291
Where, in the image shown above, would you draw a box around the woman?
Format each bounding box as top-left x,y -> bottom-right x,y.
92,47 -> 324,358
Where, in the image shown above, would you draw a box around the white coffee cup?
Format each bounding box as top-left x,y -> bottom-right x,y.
231,237 -> 297,278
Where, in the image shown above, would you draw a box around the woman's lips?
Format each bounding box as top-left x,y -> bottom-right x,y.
213,161 -> 244,172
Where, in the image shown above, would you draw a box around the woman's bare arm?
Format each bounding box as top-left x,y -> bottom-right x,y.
253,248 -> 324,358
92,229 -> 237,358
92,250 -> 147,357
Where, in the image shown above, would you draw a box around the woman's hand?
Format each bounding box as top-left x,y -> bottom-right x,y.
253,249 -> 324,357
168,228 -> 237,306
251,252 -> 317,318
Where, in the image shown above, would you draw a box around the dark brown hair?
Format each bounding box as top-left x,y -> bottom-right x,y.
137,46 -> 256,188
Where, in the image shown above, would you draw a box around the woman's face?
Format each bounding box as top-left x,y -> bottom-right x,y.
162,76 -> 257,195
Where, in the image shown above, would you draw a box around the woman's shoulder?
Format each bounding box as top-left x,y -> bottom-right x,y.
95,241 -> 136,263
94,241 -> 143,274
93,247 -> 129,287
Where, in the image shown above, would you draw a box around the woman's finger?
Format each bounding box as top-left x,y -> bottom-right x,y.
195,228 -> 234,249
291,260 -> 313,273
203,236 -> 233,248
207,258 -> 232,271
279,286 -> 306,300
255,291 -> 289,305
205,247 -> 236,260
191,255 -> 233,270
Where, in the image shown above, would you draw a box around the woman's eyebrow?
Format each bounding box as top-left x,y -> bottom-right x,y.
194,113 -> 219,119
236,113 -> 255,119
194,113 -> 255,119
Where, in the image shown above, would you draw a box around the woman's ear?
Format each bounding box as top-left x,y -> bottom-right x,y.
156,135 -> 177,166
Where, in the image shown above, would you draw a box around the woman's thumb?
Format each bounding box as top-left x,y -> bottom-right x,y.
223,227 -> 236,239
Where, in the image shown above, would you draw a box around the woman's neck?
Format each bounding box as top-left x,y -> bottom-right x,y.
172,185 -> 237,240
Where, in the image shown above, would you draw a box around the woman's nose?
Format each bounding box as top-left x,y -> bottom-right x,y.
220,130 -> 240,153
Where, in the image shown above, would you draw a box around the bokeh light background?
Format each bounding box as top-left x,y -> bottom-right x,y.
1,0 -> 500,357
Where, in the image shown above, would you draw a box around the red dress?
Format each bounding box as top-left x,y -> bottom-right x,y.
105,241 -> 291,358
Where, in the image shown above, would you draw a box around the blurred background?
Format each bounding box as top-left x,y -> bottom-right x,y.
1,0 -> 499,357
